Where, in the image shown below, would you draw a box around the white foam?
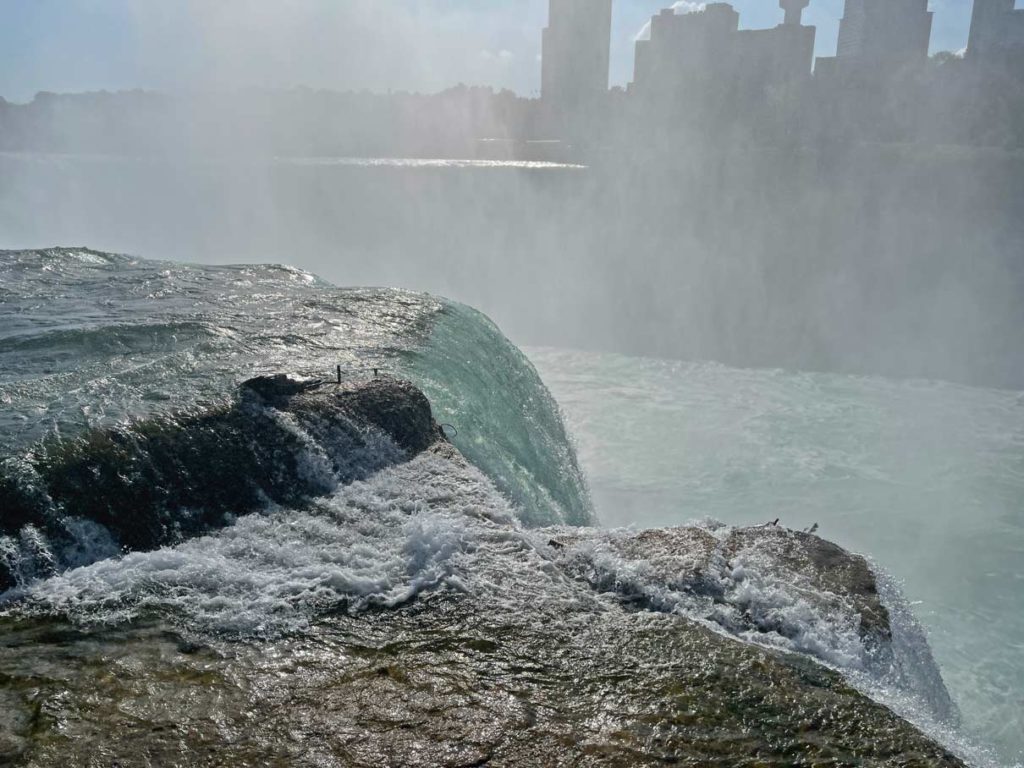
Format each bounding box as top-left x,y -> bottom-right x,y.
3,452 -> 522,636
543,523 -> 874,671
0,526 -> 58,586
57,518 -> 121,570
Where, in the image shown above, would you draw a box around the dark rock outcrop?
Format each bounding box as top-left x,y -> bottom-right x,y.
0,375 -> 446,591
327,377 -> 446,455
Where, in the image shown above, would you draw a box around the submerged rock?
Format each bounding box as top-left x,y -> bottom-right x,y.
0,375 -> 447,591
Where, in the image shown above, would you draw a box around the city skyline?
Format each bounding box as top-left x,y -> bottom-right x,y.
0,0 -> 986,103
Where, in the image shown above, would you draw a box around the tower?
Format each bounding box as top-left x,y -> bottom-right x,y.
780,0 -> 811,27
541,0 -> 614,113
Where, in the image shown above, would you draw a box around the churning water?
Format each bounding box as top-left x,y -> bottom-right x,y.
530,347 -> 1024,766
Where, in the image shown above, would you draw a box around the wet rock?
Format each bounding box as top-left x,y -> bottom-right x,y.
241,374 -> 446,454
0,595 -> 967,767
0,690 -> 32,762
332,377 -> 446,455
0,375 -> 446,589
240,373 -> 324,403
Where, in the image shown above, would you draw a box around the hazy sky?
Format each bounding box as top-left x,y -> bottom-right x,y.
0,0 -> 981,103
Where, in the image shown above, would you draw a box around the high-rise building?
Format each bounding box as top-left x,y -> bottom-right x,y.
634,4 -> 739,93
541,0 -> 613,112
967,0 -> 1024,68
834,0 -> 932,70
632,3 -> 815,97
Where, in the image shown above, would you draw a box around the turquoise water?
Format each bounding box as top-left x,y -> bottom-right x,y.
529,347 -> 1024,766
402,302 -> 590,527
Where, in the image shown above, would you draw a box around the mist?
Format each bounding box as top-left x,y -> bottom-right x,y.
2,1 -> 1021,389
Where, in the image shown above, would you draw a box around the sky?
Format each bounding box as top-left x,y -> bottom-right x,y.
0,0 -> 985,103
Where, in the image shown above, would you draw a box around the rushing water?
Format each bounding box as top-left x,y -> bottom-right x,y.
0,248 -> 1014,766
530,347 -> 1024,767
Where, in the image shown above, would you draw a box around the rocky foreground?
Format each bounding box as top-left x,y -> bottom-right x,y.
0,377 -> 966,766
